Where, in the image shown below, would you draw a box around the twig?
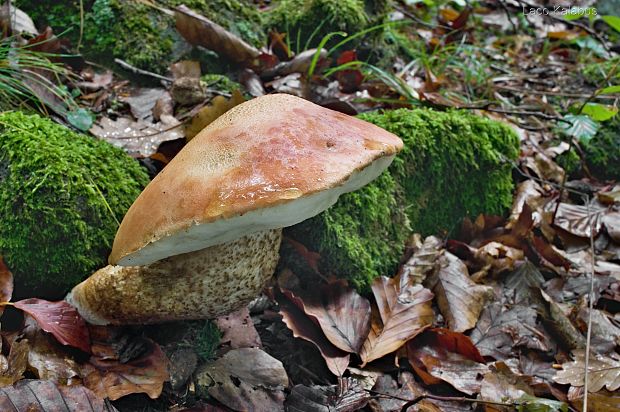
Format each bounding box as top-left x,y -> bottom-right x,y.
114,58 -> 174,83
496,85 -> 619,100
460,104 -> 569,123
583,196 -> 597,412
393,5 -> 453,31
497,0 -> 518,33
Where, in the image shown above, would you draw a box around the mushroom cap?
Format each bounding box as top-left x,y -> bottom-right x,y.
110,94 -> 403,266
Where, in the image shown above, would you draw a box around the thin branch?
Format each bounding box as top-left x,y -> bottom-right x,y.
114,58 -> 174,83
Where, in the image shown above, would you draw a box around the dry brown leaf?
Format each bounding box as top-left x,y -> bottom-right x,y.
568,387 -> 620,412
0,379 -> 119,412
170,60 -> 202,79
359,277 -> 433,366
554,350 -> 620,392
406,330 -> 489,395
25,326 -> 81,384
396,235 -> 443,287
480,362 -> 533,411
552,202 -> 606,238
277,288 -> 350,376
195,348 -> 288,411
0,257 -> 13,316
296,279 -> 371,353
0,340 -> 29,387
285,378 -> 370,412
81,338 -> 169,400
214,307 -> 262,351
175,5 -> 260,65
431,252 -> 494,332
184,90 -> 246,140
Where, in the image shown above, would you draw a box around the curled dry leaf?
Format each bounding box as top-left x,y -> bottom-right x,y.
195,348 -> 288,412
553,350 -> 620,392
277,288 -> 350,376
81,338 -> 168,401
295,279 -> 371,354
406,329 -> 489,395
14,299 -> 90,353
430,252 -> 494,332
175,5 -> 260,65
0,257 -> 13,316
359,276 -> 434,367
396,235 -> 443,287
0,379 -> 119,412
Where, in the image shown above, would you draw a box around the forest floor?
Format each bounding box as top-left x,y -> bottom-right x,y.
0,1 -> 619,411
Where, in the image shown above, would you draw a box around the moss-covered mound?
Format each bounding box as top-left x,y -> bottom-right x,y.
287,108 -> 519,291
16,0 -> 265,73
0,112 -> 149,296
558,117 -> 620,181
268,0 -> 389,50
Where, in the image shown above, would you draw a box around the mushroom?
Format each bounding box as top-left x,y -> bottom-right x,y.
66,94 -> 403,325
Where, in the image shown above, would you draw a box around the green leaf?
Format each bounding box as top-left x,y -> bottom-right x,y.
67,108 -> 94,132
517,394 -> 568,412
598,85 -> 620,95
559,114 -> 599,142
581,102 -> 618,121
602,15 -> 620,33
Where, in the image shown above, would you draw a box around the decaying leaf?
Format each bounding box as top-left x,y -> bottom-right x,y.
195,348 -> 288,411
0,340 -> 29,387
554,350 -> 620,392
25,325 -> 81,383
184,90 -> 246,140
407,329 -> 489,395
175,5 -> 260,65
480,362 -> 533,410
214,307 -> 262,351
359,277 -> 433,366
14,299 -> 90,353
430,252 -> 494,332
397,235 -> 443,287
294,279 -> 371,353
81,338 -> 168,400
504,261 -> 545,305
285,378 -> 369,412
551,202 -> 606,239
0,380 -> 119,412
0,257 -> 13,316
90,116 -> 183,157
567,387 -> 620,412
277,288 -> 350,376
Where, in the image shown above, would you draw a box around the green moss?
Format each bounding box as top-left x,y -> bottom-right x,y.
288,108 -> 519,291
0,112 -> 149,296
268,0 -> 370,50
15,0 -> 265,73
195,320 -> 221,362
559,117 -> 620,181
201,74 -> 243,94
582,56 -> 620,86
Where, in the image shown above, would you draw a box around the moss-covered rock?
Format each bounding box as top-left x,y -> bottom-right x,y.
0,112 -> 149,296
287,108 -> 519,291
558,117 -> 620,181
15,0 -> 265,73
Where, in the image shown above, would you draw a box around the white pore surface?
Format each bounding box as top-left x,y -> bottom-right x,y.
118,155 -> 395,266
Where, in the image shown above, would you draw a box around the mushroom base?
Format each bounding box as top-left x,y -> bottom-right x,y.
66,229 -> 282,325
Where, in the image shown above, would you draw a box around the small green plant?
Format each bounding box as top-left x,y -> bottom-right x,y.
195,321 -> 221,362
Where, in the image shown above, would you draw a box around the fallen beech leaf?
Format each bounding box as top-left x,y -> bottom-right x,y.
554,350 -> 620,392
407,329 -> 489,395
480,362 -> 533,409
214,307 -> 262,351
397,235 -> 443,287
530,235 -> 572,271
568,387 -> 620,412
195,348 -> 287,411
508,180 -> 546,225
0,257 -> 13,316
25,325 -> 81,383
184,90 -> 246,140
431,328 -> 485,363
0,340 -> 28,387
285,378 -> 369,412
175,5 -> 260,65
277,288 -> 350,376
552,202 -> 606,238
431,252 -> 494,332
14,299 -> 90,353
538,290 -> 585,350
296,279 -> 371,353
603,211 -> 620,243
0,380 -> 119,412
504,261 -> 545,305
359,277 -> 433,366
81,338 -> 168,400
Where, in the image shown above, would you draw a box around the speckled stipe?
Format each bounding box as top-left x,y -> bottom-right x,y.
67,229 -> 282,325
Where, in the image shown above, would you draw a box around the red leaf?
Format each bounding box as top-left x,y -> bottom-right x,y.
431,328 -> 485,363
14,299 -> 91,353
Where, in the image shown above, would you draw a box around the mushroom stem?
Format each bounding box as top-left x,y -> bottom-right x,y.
66,229 -> 282,325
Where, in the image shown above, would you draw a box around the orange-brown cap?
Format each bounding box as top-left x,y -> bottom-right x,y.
110,94 -> 403,266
